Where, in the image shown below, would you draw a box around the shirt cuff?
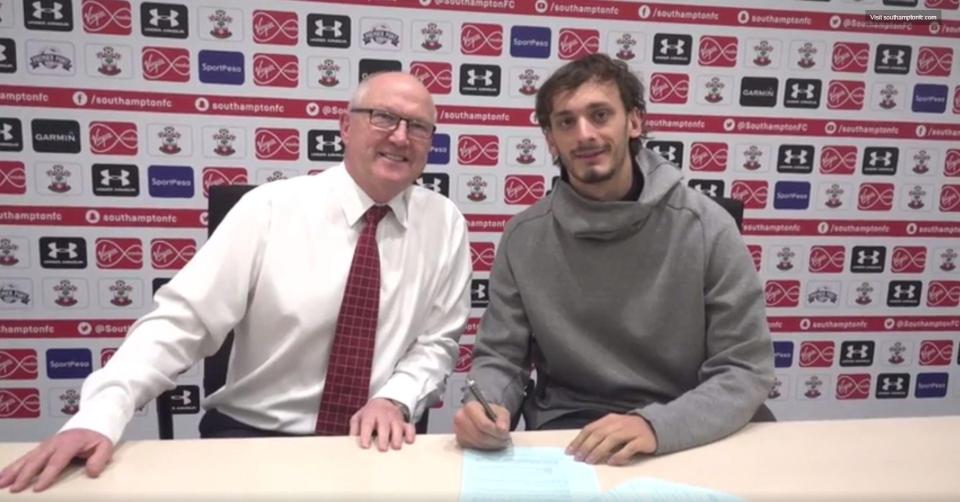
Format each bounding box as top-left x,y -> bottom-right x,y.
59,401 -> 132,445
372,373 -> 421,422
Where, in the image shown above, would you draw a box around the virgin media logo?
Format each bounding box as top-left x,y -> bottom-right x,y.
557,28 -> 599,60
457,135 -> 499,166
731,180 -> 768,209
832,42 -> 869,73
857,183 -> 894,211
819,146 -> 856,175
891,246 -> 926,274
82,0 -> 132,35
826,80 -> 865,110
460,23 -> 502,56
504,175 -> 545,205
649,73 -> 689,104
95,238 -> 143,269
0,388 -> 41,418
835,374 -> 870,399
255,128 -> 299,161
799,341 -> 835,367
0,350 -> 39,380
142,46 -> 189,82
89,122 -> 138,155
150,238 -> 196,270
918,340 -> 953,366
764,280 -> 800,307
201,167 -> 247,197
252,10 -> 298,45
926,281 -> 960,307
252,53 -> 298,87
689,142 -> 727,172
470,242 -> 495,272
808,245 -> 845,273
410,61 -> 452,94
698,36 -> 737,67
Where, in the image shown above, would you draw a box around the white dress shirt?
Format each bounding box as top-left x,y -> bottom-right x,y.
62,164 -> 472,443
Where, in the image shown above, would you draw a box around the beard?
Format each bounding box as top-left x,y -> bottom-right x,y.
557,144 -> 628,185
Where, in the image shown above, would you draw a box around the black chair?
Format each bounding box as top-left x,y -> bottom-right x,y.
157,184 -> 429,438
714,197 -> 744,232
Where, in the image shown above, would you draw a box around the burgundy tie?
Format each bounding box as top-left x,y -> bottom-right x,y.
315,205 -> 390,435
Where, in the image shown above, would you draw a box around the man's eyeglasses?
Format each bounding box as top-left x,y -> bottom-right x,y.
350,108 -> 436,141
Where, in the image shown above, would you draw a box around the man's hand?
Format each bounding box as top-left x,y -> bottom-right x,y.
0,429 -> 113,493
453,401 -> 511,450
566,414 -> 657,466
349,398 -> 415,452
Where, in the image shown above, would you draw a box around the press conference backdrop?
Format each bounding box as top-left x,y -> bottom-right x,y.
1,0 -> 959,441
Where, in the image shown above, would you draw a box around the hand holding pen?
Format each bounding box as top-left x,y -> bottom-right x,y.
454,379 -> 512,450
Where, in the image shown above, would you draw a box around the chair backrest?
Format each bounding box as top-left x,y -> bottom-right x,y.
201,184 -> 258,397
714,197 -> 744,232
158,184 -> 431,438
156,184 -> 255,440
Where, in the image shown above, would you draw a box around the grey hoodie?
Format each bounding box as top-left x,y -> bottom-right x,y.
468,148 -> 775,454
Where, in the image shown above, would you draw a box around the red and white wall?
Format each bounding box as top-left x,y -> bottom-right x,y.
1,0 -> 959,441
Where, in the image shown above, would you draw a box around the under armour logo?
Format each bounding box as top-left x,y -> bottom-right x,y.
693,183 -> 719,198
790,83 -> 815,99
857,250 -> 880,265
170,388 -> 193,405
659,38 -> 685,56
47,242 -> 78,259
0,123 -> 12,141
0,46 -> 6,63
474,282 -> 487,300
868,151 -> 893,167
845,345 -> 869,359
467,69 -> 493,86
315,20 -> 343,37
32,0 -> 64,20
315,136 -> 342,151
149,8 -> 179,27
782,149 -> 808,165
892,284 -> 916,299
654,145 -> 678,163
417,178 -> 442,193
100,169 -> 131,186
881,377 -> 904,391
881,49 -> 905,65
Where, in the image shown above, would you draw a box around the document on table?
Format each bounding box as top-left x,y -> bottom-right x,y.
460,447 -> 600,501
590,477 -> 743,502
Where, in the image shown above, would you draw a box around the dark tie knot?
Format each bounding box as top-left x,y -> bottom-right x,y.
364,205 -> 391,226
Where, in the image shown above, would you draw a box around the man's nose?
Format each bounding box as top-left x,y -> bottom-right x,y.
574,117 -> 597,139
389,120 -> 410,145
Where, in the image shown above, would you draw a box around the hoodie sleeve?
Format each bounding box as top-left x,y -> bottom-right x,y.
632,223 -> 775,454
463,228 -> 532,416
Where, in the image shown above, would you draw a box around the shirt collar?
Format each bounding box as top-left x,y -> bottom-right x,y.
335,162 -> 410,229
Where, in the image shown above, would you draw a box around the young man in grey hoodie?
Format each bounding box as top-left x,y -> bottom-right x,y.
454,53 -> 774,465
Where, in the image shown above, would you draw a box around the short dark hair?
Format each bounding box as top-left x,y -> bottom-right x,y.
535,53 -> 648,157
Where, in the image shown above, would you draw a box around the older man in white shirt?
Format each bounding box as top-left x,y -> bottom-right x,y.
1,72 -> 471,493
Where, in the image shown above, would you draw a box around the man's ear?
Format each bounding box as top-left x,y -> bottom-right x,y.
339,113 -> 351,144
627,108 -> 643,140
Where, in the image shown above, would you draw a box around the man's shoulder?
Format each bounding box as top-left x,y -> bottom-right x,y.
502,196 -> 552,239
663,184 -> 739,234
408,184 -> 468,226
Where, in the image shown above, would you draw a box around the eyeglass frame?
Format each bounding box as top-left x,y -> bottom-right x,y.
349,108 -> 437,141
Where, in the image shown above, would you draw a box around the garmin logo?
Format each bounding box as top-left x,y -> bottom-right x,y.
743,89 -> 774,97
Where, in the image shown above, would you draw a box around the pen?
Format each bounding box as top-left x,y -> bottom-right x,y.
465,378 -> 498,423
